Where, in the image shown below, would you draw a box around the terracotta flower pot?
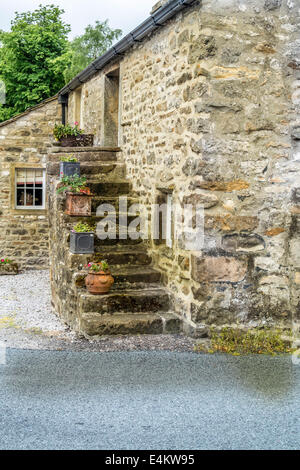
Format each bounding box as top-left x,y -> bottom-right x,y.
85,270 -> 114,295
65,192 -> 93,216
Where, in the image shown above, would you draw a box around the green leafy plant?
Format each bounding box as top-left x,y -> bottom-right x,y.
56,175 -> 89,194
72,222 -> 95,233
0,5 -> 71,122
53,123 -> 83,141
0,258 -> 12,264
85,260 -> 110,272
60,155 -> 78,162
195,327 -> 297,356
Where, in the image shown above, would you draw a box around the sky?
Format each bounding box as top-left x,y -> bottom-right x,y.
0,0 -> 155,39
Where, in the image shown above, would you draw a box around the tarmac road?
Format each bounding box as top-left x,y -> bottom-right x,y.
0,349 -> 299,450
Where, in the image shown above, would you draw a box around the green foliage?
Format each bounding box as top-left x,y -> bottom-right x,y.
53,123 -> 83,141
64,20 -> 122,83
195,327 -> 296,356
0,4 -> 71,122
0,258 -> 12,264
60,155 -> 78,162
56,174 -> 88,194
72,222 -> 95,233
0,8 -> 123,122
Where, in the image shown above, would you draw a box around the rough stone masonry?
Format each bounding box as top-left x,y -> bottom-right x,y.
0,97 -> 61,270
64,0 -> 300,333
1,0 -> 300,335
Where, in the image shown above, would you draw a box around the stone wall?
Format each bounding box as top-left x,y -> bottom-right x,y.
0,97 -> 61,270
66,0 -> 300,333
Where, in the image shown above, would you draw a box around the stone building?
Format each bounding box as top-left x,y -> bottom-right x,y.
1,0 -> 300,336
0,97 -> 61,269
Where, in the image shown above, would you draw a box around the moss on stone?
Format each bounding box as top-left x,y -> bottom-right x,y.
195,327 -> 297,356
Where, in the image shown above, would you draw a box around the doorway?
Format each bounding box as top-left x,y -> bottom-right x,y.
103,68 -> 120,147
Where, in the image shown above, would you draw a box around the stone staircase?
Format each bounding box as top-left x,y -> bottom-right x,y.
47,146 -> 182,338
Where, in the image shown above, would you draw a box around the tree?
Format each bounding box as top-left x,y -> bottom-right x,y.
0,4 -> 71,122
64,20 -> 122,84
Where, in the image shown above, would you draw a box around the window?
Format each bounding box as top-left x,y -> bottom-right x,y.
103,68 -> 120,147
15,168 -> 46,209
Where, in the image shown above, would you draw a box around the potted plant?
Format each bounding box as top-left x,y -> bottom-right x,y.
53,122 -> 94,147
60,155 -> 80,179
70,223 -> 95,254
85,261 -> 114,295
57,175 -> 93,216
0,258 -> 18,275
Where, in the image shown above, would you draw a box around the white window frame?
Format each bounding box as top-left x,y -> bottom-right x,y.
15,168 -> 46,210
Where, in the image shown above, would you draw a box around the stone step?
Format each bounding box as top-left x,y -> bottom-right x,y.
54,194 -> 139,218
50,146 -> 120,162
65,248 -> 152,269
63,236 -> 145,265
63,229 -> 145,247
51,146 -> 121,152
63,213 -> 139,228
79,288 -> 170,314
94,235 -> 145,247
91,196 -> 140,212
73,266 -> 161,289
47,161 -> 126,180
62,232 -> 145,253
80,312 -> 181,337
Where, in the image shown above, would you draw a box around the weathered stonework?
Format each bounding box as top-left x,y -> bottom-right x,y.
0,97 -> 61,270
60,0 -> 300,334
47,146 -> 181,337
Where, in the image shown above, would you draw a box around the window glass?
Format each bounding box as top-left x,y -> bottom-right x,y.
15,168 -> 45,209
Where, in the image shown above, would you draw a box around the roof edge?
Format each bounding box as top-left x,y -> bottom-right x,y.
59,0 -> 197,97
0,95 -> 58,129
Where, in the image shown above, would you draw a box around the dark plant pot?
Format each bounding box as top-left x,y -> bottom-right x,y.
60,162 -> 80,179
85,271 -> 114,295
59,134 -> 94,147
70,231 -> 94,254
0,263 -> 18,275
65,192 -> 93,216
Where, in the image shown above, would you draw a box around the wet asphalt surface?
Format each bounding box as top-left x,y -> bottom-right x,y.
0,349 -> 299,450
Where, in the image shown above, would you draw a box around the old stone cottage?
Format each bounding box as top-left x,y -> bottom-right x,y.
0,0 -> 299,337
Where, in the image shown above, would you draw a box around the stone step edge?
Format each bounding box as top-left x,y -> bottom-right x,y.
66,246 -> 149,254
48,161 -> 124,167
63,212 -> 143,219
80,312 -> 182,338
79,287 -> 169,298
51,146 -> 121,153
72,269 -> 161,288
73,266 -> 161,276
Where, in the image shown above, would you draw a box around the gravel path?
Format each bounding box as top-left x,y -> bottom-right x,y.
0,270 -> 65,332
0,270 -> 196,352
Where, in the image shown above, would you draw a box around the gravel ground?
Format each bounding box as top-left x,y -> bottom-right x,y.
0,270 -> 196,352
0,270 -> 65,332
